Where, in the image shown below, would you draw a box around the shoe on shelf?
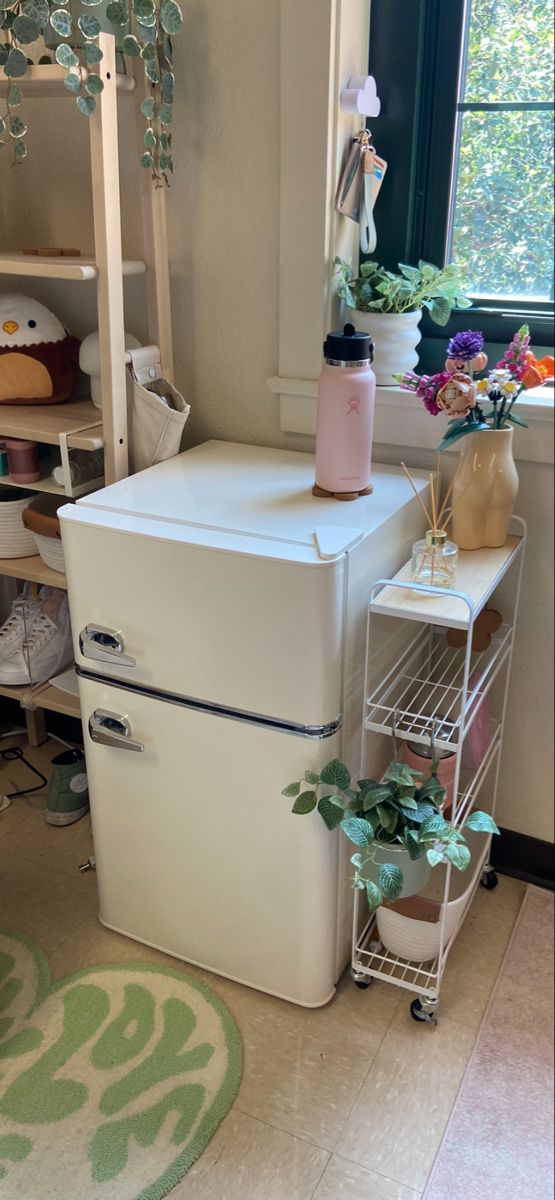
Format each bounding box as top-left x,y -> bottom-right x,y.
0,588 -> 73,687
0,584 -> 41,663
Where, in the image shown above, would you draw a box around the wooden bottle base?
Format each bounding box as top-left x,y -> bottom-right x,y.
312,483 -> 373,501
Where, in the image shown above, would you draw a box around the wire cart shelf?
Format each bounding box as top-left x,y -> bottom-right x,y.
351,517 -> 526,1025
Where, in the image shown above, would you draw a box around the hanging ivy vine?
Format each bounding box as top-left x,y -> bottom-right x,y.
0,0 -> 182,182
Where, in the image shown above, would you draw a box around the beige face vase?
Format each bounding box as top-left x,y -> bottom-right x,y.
452,427 -> 519,550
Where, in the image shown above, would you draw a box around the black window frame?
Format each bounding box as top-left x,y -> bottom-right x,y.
367,0 -> 554,374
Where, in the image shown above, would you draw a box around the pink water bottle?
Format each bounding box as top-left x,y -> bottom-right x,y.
313,323 -> 376,499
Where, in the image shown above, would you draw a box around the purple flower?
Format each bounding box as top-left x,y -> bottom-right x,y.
446,330 -> 485,361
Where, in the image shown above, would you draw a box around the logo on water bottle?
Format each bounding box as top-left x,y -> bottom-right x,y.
347,395 -> 361,415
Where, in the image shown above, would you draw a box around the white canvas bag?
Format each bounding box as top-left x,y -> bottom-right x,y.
126,346 -> 191,474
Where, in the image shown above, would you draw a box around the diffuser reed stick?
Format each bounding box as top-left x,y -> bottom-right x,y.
400,462 -> 434,528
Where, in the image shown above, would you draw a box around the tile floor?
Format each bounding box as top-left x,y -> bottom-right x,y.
0,733 -> 526,1199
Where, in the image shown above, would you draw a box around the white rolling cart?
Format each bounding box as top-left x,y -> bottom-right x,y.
351,517 -> 526,1025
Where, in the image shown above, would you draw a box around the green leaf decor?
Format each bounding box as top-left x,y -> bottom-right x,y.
281,756 -> 500,911
1,0 -> 185,176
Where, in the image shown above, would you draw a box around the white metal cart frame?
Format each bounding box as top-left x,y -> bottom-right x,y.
351,517 -> 526,1025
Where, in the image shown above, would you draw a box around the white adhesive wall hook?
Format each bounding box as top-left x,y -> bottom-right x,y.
340,74 -> 381,117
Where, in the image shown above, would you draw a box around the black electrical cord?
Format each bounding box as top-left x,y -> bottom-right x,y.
0,746 -> 48,798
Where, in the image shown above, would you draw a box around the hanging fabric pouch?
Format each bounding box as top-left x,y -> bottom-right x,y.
336,130 -> 387,254
126,346 -> 191,474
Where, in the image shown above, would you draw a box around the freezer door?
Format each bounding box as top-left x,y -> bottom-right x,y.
62,515 -> 344,730
79,675 -> 344,1007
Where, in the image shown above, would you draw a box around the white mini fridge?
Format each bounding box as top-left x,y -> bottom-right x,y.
60,441 -> 427,1006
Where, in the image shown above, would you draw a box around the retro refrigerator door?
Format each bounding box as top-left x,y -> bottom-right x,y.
62,513 -> 345,730
79,675 -> 342,1007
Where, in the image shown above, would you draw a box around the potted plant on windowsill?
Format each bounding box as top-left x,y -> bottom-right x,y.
333,257 -> 472,385
281,757 -> 499,956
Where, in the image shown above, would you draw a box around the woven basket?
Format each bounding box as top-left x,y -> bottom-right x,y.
22,493 -> 70,573
0,487 -> 36,558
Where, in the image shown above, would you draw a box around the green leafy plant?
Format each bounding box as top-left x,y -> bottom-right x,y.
334,257 -> 472,326
0,0 -> 182,180
282,758 -> 499,910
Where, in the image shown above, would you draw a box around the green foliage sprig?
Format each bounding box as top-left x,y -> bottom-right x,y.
0,0 -> 182,181
334,257 -> 472,326
282,758 -> 499,910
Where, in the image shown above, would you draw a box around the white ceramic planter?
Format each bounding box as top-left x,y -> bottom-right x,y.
364,839 -> 431,900
342,306 -> 422,386
376,829 -> 486,961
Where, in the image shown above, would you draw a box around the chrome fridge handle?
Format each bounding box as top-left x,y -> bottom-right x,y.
79,624 -> 136,668
89,710 -> 144,753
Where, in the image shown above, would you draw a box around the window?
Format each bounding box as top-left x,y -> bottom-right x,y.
368,0 -> 554,370
449,0 -> 554,304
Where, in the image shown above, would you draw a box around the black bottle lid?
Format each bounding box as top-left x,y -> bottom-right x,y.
323,322 -> 374,363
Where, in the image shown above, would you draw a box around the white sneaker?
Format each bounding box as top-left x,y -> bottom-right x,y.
0,590 -> 73,686
0,585 -> 41,662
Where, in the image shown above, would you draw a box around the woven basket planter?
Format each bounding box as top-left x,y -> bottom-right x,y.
22,494 -> 70,573
0,487 -> 36,558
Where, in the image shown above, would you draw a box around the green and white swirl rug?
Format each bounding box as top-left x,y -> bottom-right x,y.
0,930 -> 243,1199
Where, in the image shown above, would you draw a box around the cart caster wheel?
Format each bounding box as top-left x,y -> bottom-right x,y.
351,968 -> 372,989
410,998 -> 438,1026
480,867 -> 498,890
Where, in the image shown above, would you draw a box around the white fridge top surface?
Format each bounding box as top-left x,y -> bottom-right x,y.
69,441 -> 428,563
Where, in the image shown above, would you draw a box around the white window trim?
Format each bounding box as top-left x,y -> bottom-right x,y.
271,0 -> 554,466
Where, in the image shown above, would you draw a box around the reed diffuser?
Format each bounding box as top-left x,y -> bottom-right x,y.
402,456 -> 459,589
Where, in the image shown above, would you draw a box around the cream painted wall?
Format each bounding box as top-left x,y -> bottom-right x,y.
165,0 -> 282,448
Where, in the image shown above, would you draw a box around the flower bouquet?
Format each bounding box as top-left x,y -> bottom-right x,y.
394,326 -> 554,452
395,327 -> 553,549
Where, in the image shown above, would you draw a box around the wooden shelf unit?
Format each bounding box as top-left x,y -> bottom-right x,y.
1,32 -> 174,741
0,254 -> 146,282
0,555 -> 66,589
0,63 -> 135,98
0,679 -> 79,719
0,400 -> 103,450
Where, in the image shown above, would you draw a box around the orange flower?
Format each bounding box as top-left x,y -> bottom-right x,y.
521,352 -> 555,389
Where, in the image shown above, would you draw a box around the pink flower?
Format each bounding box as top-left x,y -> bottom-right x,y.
437,373 -> 477,415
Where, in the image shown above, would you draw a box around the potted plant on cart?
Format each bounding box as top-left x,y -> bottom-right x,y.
281,757 -> 499,950
333,257 -> 472,385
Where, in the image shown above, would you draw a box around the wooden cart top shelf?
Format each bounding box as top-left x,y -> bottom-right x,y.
0,400 -> 103,450
0,253 -> 146,281
0,63 -> 135,99
370,535 -> 523,629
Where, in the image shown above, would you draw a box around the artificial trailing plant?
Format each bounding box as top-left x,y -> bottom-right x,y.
0,0 -> 183,180
334,257 -> 472,327
282,758 -> 499,911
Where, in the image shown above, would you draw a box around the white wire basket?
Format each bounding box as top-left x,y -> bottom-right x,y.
0,488 -> 36,558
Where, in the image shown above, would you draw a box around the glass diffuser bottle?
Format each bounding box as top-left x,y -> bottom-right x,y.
411,529 -> 458,589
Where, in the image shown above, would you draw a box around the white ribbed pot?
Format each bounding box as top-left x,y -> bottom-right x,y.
342,306 -> 422,385
363,840 -> 431,900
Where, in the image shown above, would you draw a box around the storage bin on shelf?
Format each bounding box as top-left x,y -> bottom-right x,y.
22,493 -> 70,573
0,486 -> 36,557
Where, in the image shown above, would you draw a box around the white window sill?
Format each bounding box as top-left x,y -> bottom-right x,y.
268,377 -> 554,465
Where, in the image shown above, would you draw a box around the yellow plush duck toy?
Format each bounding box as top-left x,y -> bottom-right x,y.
0,293 -> 80,405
